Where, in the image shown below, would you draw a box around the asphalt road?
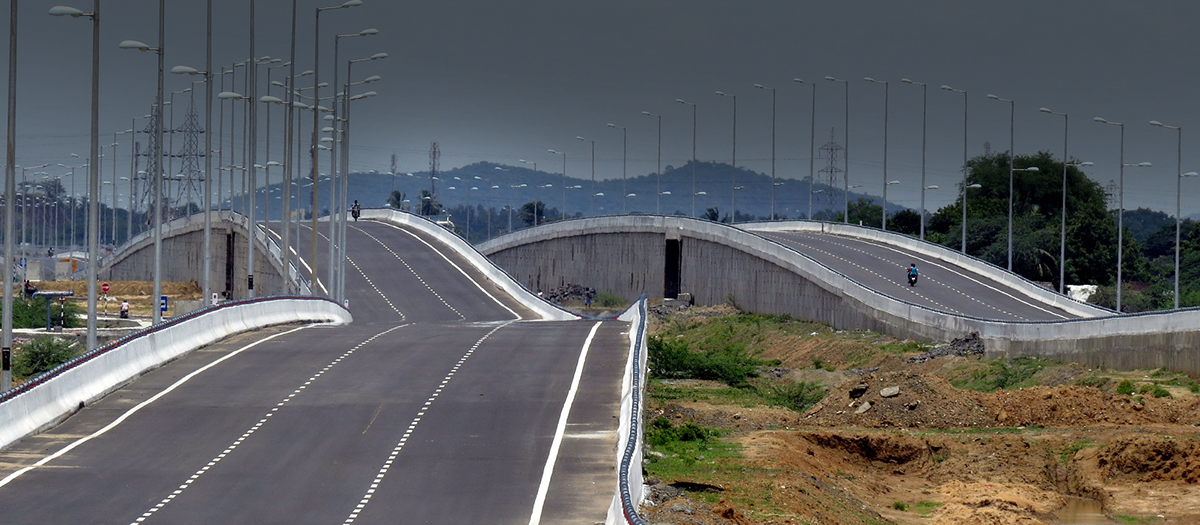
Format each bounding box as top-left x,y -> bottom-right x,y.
0,219 -> 625,524
759,230 -> 1081,321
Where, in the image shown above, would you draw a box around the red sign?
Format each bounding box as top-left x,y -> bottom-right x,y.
101,282 -> 110,293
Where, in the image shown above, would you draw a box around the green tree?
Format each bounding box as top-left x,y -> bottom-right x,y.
519,201 -> 546,227
417,190 -> 442,216
386,190 -> 406,209
926,151 -> 1117,289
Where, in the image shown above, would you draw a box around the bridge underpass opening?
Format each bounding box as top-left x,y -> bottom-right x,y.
665,238 -> 681,299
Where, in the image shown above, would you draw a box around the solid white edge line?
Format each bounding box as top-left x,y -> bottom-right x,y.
0,324 -> 313,489
528,321 -> 603,525
375,221 -> 522,320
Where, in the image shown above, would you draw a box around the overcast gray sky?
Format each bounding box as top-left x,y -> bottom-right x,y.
5,0 -> 1199,215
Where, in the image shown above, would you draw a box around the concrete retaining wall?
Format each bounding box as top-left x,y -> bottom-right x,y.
0,297 -> 351,452
102,212 -> 292,298
479,216 -> 1200,376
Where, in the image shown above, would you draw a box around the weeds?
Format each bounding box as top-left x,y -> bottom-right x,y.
13,336 -> 78,379
648,335 -> 768,388
759,380 -> 826,412
952,357 -> 1050,392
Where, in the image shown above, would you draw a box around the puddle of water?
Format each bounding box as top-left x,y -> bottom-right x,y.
1057,496 -> 1119,525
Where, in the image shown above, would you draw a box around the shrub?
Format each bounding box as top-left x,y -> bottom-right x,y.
647,335 -> 766,388
893,501 -> 908,511
1116,380 -> 1135,395
13,336 -> 78,379
760,380 -> 826,412
646,417 -> 710,448
9,297 -> 83,329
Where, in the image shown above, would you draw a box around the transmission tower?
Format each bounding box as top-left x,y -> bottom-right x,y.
134,104 -> 163,226
172,96 -> 206,210
429,142 -> 440,195
1106,179 -> 1118,210
818,128 -> 844,212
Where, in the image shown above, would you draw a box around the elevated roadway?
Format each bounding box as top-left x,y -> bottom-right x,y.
0,216 -> 627,523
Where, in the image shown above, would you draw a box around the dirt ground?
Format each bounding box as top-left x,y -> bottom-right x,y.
640,309 -> 1199,525
26,279 -> 203,317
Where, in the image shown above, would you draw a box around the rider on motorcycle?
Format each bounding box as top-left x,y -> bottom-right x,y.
907,263 -> 918,285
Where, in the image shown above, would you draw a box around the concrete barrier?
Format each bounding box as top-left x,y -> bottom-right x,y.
0,296 -> 351,452
607,296 -> 649,525
360,209 -> 577,321
739,220 -> 1112,318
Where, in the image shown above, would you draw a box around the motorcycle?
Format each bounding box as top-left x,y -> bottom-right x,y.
907,271 -> 918,287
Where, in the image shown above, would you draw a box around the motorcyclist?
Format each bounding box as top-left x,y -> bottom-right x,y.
351,200 -> 361,221
907,263 -> 919,286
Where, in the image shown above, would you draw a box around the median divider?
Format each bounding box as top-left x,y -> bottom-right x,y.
359,209 -> 577,321
607,295 -> 649,525
0,296 -> 351,452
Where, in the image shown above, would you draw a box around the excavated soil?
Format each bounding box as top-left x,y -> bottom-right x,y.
641,318 -> 1200,525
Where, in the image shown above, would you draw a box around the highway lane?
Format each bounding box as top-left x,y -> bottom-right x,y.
0,219 -> 623,524
759,230 -> 1080,321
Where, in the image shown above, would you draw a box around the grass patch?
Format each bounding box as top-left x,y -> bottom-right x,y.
951,357 -> 1051,392
649,334 -> 773,388
594,291 -> 626,308
913,501 -> 943,517
892,501 -> 908,511
1059,440 -> 1092,465
642,418 -> 742,496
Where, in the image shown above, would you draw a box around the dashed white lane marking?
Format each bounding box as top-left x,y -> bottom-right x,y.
367,221 -> 523,320
0,325 -> 314,490
352,226 -> 466,321
127,323 -> 410,525
769,232 -> 1035,320
340,320 -> 513,525
344,255 -> 405,321
528,321 -> 603,525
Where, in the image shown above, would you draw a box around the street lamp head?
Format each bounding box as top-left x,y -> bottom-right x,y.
987,94 -> 1000,100
606,123 -> 615,128
575,136 -> 585,141
793,78 -> 806,83
49,6 -> 87,17
967,183 -> 982,189
359,28 -> 379,36
925,185 -> 939,190
863,77 -> 874,82
171,65 -> 205,76
641,111 -> 651,116
118,40 -> 153,52
361,75 -> 382,83
218,91 -> 246,100
1183,172 -> 1199,178
260,95 -> 285,104
369,52 -> 388,60
1039,107 -> 1052,113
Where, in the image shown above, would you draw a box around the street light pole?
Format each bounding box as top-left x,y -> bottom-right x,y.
311,0 -> 362,298
988,94 -> 1016,271
754,84 -> 777,220
675,99 -> 697,218
865,78 -> 889,229
825,77 -> 849,223
1095,117 -> 1149,313
641,111 -> 662,215
606,123 -> 627,214
902,78 -> 927,237
793,79 -> 816,220
715,91 -> 737,223
549,149 -> 566,219
1040,107 -> 1069,294
1,0 -> 19,392
1151,120 -> 1188,309
50,1 -> 101,350
575,136 -> 595,216
942,85 -> 968,251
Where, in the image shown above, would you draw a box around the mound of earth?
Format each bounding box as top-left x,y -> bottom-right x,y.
930,481 -> 1064,525
978,385 -> 1200,427
803,371 -> 995,428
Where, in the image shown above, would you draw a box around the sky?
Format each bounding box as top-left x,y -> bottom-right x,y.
4,0 -> 1200,217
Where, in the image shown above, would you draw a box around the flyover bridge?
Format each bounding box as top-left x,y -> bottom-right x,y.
480,215 -> 1200,376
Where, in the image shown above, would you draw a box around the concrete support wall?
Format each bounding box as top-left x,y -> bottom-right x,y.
101,212 -> 285,299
